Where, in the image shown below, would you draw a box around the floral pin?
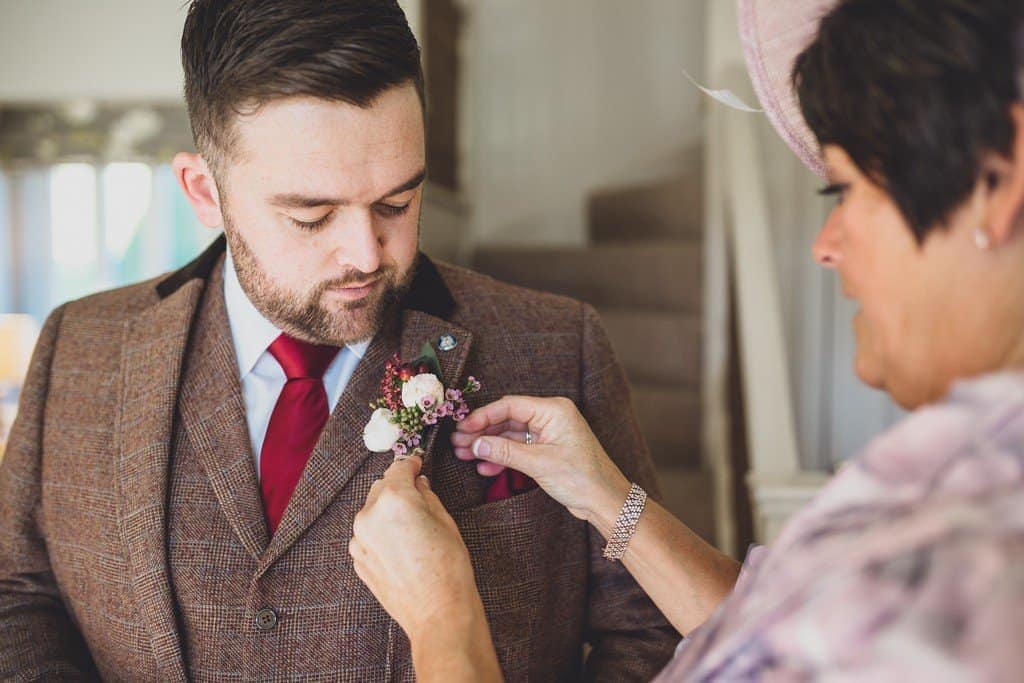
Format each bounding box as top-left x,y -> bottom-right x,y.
362,342 -> 481,457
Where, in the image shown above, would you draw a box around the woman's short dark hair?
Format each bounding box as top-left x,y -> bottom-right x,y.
794,0 -> 1024,242
181,0 -> 424,171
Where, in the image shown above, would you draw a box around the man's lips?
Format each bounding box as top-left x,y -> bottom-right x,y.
327,279 -> 381,300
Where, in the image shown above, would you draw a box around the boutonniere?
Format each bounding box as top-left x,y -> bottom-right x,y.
362,342 -> 481,457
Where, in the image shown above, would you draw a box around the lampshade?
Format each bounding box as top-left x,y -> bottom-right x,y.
0,314 -> 40,386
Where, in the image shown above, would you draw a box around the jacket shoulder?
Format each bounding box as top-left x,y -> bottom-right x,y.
434,261 -> 587,326
59,273 -> 167,324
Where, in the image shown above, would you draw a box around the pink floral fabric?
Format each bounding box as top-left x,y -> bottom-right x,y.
656,371 -> 1024,681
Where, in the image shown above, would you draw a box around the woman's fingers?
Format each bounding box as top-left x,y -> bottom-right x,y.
471,435 -> 548,477
450,420 -> 530,448
455,430 -> 532,472
475,460 -> 506,477
455,396 -> 547,435
383,454 -> 423,481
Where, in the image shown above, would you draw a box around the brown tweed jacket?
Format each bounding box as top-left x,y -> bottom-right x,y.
0,236 -> 679,682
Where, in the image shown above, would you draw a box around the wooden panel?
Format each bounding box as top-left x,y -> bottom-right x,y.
424,0 -> 461,190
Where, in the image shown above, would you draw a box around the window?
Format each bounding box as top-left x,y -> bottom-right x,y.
1,162 -> 215,322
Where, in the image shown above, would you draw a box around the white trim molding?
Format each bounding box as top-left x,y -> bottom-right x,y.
748,471 -> 830,543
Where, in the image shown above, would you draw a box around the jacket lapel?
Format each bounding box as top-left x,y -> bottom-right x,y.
177,259 -> 269,559
398,310 -> 474,477
114,281 -> 201,683
114,236 -> 228,681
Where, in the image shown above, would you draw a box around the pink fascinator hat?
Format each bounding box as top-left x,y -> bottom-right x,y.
738,0 -> 838,179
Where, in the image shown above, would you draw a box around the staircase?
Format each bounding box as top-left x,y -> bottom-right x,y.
473,172 -> 714,543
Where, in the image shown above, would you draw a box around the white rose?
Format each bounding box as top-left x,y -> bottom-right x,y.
402,373 -> 445,410
363,408 -> 403,453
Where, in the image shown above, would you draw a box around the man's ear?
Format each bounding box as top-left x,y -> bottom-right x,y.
172,152 -> 224,229
984,103 -> 1024,247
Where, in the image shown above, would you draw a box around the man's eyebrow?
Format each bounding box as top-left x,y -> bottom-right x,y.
380,169 -> 427,200
268,169 -> 427,209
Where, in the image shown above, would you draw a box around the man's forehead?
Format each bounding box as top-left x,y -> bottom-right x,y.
227,92 -> 425,202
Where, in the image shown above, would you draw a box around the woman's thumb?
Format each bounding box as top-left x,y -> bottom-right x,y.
472,436 -> 532,473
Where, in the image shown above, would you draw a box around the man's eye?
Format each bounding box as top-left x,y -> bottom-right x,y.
289,213 -> 333,231
375,202 -> 411,218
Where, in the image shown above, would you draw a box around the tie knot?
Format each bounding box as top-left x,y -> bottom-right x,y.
268,333 -> 340,380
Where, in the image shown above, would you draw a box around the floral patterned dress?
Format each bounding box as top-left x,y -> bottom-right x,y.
655,371 -> 1024,682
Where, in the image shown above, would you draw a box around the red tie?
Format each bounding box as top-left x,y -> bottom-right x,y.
260,333 -> 340,536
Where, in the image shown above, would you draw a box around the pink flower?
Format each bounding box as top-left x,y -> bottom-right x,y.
446,388 -> 461,401
423,412 -> 438,426
393,442 -> 408,457
419,394 -> 436,411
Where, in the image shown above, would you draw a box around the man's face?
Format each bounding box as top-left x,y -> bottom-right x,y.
216,84 -> 425,346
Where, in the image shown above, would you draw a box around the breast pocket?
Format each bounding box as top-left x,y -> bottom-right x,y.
452,487 -> 590,658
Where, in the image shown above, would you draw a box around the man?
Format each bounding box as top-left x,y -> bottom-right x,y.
0,1 -> 678,680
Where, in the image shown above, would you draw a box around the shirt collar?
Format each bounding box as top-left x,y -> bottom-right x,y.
223,246 -> 371,379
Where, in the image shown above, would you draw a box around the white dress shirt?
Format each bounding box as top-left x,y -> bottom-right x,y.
222,248 -> 371,480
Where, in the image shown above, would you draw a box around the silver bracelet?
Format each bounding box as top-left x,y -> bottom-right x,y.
602,483 -> 648,561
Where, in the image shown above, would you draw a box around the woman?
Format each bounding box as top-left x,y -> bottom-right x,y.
349,0 -> 1024,679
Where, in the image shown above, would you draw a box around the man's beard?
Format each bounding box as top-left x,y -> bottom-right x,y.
223,213 -> 415,347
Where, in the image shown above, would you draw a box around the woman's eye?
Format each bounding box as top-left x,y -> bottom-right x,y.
289,213 -> 333,231
375,202 -> 411,218
817,183 -> 849,205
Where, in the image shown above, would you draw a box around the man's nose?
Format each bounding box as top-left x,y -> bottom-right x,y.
334,209 -> 383,275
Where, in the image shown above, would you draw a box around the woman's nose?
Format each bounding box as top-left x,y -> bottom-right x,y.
812,215 -> 843,269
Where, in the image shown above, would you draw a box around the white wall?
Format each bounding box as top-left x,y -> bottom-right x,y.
465,0 -> 706,246
0,1 -> 188,102
0,0 -> 423,103
399,0 -> 423,46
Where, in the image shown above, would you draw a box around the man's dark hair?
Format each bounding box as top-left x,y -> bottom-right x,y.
181,0 -> 424,171
794,0 -> 1024,242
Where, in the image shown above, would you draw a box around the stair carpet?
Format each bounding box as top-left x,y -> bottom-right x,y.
473,176 -> 714,543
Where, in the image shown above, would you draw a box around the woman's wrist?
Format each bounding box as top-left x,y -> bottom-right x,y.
586,471 -> 633,540
409,598 -> 501,682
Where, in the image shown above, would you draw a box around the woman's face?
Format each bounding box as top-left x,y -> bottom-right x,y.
812,144 -> 1024,410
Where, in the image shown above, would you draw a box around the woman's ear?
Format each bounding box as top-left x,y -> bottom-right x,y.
984,104 -> 1024,247
171,152 -> 224,229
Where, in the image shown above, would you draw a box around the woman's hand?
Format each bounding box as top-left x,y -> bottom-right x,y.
350,456 -> 503,682
452,396 -> 632,537
349,456 -> 480,639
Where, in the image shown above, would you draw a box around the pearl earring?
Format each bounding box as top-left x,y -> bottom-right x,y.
974,229 -> 991,250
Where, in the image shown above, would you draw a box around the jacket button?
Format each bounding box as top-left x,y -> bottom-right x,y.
256,608 -> 278,630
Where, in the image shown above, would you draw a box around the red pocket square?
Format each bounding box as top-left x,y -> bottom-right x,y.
484,469 -> 538,503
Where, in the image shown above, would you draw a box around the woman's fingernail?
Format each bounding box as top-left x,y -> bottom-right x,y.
473,438 -> 492,458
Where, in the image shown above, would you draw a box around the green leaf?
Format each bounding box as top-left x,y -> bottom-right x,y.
413,341 -> 443,378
